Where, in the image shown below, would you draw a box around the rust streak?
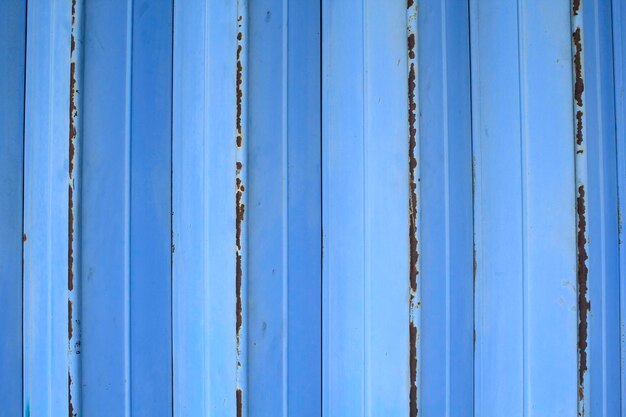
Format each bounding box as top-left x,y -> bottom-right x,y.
576,110 -> 584,147
237,388 -> 243,417
68,185 -> 74,291
236,36 -> 243,148
573,28 -> 584,108
573,0 -> 581,16
68,300 -> 73,341
236,175 -> 245,345
68,372 -> 75,417
409,322 -> 418,417
408,24 -> 419,417
577,185 -> 590,402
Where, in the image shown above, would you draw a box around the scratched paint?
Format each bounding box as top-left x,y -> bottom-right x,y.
68,0 -> 83,415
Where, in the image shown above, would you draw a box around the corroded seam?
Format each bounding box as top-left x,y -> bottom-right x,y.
571,2 -> 589,414
68,0 -> 80,415
408,1 -> 419,416
235,10 -> 246,417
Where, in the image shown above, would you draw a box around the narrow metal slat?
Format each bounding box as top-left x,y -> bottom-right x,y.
128,1 -> 174,416
80,1 -> 133,415
246,0 -> 321,415
0,2 -> 26,415
471,0 -> 577,415
172,0 -> 239,415
322,0 -> 409,414
614,0 -> 626,414
22,1 -> 72,416
418,0 -> 474,416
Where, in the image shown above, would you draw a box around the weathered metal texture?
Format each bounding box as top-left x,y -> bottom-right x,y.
0,2 -> 26,416
322,0 -> 410,415
417,1 -> 474,416
5,1 -> 626,416
470,1 -> 578,416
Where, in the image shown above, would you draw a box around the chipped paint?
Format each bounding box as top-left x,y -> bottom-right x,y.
235,6 -> 247,416
571,2 -> 589,413
68,0 -> 82,415
573,28 -> 585,108
408,2 -> 419,416
577,185 -> 590,403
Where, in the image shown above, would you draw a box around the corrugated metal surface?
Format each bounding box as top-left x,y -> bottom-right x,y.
2,1 -> 626,416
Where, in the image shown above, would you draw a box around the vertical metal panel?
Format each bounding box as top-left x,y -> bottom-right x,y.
0,2 -> 26,415
172,0 -> 238,415
615,0 -> 626,415
247,0 -> 321,415
22,1 -> 71,416
578,1 -> 621,415
322,0 -> 409,415
470,1 -> 578,416
128,2 -> 173,416
80,1 -> 133,413
417,1 -> 474,416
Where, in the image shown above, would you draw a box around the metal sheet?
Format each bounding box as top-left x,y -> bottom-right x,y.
5,1 -> 626,416
470,0 -> 578,415
322,0 -> 409,414
0,2 -> 26,415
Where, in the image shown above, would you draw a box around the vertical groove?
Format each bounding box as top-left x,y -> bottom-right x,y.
169,1 -> 175,415
124,1 -> 134,415
515,0 -> 529,414
362,0 -> 370,414
441,1 -> 452,415
21,2 -> 29,417
281,0 -> 289,414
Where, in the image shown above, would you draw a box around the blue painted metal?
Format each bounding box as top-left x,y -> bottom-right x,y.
0,2 -> 26,415
172,1 -> 238,415
470,1 -> 578,416
322,0 -> 409,415
23,2 -> 71,416
247,0 -> 321,415
6,1 -> 626,416
417,1 -> 473,416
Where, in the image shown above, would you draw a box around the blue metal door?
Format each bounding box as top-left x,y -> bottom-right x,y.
1,0 -> 625,416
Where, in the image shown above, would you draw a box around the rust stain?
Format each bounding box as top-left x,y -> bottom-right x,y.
408,0 -> 414,9
573,28 -> 584,108
408,24 -> 419,417
22,233 -> 27,242
577,185 -> 590,402
573,0 -> 581,16
408,34 -> 416,60
236,388 -> 243,417
236,175 -> 245,345
236,37 -> 243,148
68,185 -> 74,291
68,300 -> 73,341
576,110 -> 584,147
68,372 -> 75,417
409,322 -> 418,417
